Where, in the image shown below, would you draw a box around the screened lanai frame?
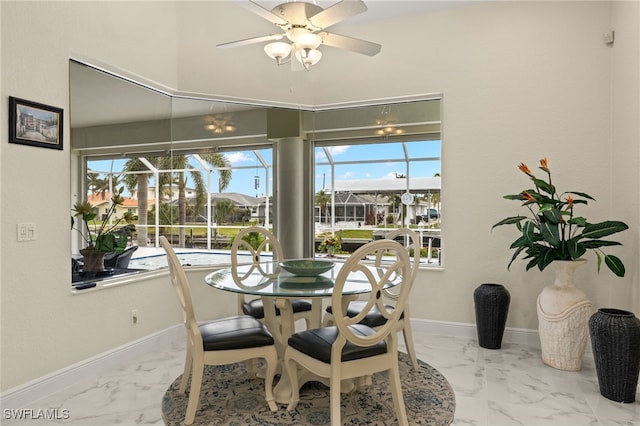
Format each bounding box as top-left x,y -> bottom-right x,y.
314,140 -> 441,229
82,147 -> 274,250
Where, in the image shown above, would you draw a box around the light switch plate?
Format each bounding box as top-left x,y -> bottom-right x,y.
17,223 -> 37,241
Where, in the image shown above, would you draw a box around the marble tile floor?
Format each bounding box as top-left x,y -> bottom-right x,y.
4,325 -> 639,426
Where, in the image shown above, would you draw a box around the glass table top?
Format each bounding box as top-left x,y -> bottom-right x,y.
204,260 -> 398,298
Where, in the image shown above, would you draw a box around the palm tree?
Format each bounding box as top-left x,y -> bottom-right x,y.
315,190 -> 331,223
213,199 -> 235,224
122,158 -> 156,247
96,174 -> 121,201
159,153 -> 232,247
86,171 -> 103,199
387,193 -> 403,225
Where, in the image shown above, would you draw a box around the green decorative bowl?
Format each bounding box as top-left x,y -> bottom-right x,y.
280,259 -> 335,277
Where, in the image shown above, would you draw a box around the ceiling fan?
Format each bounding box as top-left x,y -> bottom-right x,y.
217,0 -> 381,71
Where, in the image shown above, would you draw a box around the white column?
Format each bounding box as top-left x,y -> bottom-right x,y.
275,137 -> 313,259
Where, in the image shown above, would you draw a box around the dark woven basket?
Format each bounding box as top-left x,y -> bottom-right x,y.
589,308 -> 640,403
474,283 -> 510,349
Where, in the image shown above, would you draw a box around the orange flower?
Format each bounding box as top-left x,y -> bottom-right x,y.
539,157 -> 549,172
521,191 -> 535,201
518,162 -> 533,176
565,195 -> 574,205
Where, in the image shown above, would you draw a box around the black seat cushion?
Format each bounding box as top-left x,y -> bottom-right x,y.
326,301 -> 403,328
288,324 -> 387,363
199,315 -> 274,351
243,298 -> 312,319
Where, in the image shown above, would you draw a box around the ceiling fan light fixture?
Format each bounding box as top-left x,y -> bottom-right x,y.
286,28 -> 322,50
295,47 -> 322,70
220,0 -> 379,72
264,42 -> 292,65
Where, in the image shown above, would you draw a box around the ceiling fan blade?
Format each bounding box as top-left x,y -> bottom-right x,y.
217,34 -> 284,48
240,0 -> 289,26
307,0 -> 368,30
320,32 -> 381,56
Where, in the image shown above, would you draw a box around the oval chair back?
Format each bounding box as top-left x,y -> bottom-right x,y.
375,228 -> 420,299
332,239 -> 411,347
231,226 -> 283,279
231,227 -> 313,327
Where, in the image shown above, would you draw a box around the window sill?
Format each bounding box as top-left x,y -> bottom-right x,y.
71,269 -> 167,294
70,265 -> 220,294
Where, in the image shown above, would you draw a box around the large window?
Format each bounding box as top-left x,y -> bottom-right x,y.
84,148 -> 273,251
70,60 -> 442,274
307,102 -> 442,265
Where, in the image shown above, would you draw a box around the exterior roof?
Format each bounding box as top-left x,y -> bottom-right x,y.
330,192 -> 386,205
325,177 -> 441,194
86,192 -> 153,209
208,192 -> 264,206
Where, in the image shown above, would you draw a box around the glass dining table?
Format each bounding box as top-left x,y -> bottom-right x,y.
204,259 -> 397,403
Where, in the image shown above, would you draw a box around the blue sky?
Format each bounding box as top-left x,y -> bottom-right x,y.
87,140 -> 441,198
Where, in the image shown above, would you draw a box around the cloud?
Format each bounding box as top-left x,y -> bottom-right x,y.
328,146 -> 349,156
225,152 -> 252,164
315,146 -> 348,160
341,171 -> 354,179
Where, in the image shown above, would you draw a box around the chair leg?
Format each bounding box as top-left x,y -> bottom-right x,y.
285,355 -> 300,411
184,360 -> 204,425
263,349 -> 278,412
388,363 -> 408,426
329,372 -> 342,426
179,344 -> 193,393
402,320 -> 419,370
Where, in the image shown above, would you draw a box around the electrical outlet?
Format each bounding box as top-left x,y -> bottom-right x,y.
131,309 -> 139,325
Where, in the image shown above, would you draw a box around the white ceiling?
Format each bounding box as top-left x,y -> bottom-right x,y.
249,0 -> 474,26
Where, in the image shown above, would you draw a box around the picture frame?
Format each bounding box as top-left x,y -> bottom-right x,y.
9,96 -> 63,150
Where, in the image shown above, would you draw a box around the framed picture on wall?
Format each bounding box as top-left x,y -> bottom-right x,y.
8,96 -> 63,150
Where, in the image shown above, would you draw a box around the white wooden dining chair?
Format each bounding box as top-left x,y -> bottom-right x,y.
323,228 -> 421,369
284,239 -> 412,426
159,236 -> 278,425
231,226 -> 313,328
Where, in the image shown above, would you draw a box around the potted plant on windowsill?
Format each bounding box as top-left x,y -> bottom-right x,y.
318,232 -> 342,257
492,157 -> 628,371
72,187 -> 135,273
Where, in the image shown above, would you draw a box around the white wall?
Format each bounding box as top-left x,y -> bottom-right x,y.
0,1 -> 186,391
1,1 -> 638,392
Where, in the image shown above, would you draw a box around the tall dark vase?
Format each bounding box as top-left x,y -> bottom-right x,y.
589,308 -> 640,403
473,283 -> 510,349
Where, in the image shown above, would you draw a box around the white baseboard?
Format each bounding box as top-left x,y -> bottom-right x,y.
0,325 -> 183,410
411,318 -> 542,349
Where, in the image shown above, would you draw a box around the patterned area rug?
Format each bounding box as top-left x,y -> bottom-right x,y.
161,352 -> 455,425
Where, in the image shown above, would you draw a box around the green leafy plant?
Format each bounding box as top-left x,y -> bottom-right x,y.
72,187 -> 135,253
318,231 -> 342,253
240,231 -> 265,251
492,157 -> 629,276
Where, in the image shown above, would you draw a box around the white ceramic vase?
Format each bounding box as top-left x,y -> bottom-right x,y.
536,259 -> 592,371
